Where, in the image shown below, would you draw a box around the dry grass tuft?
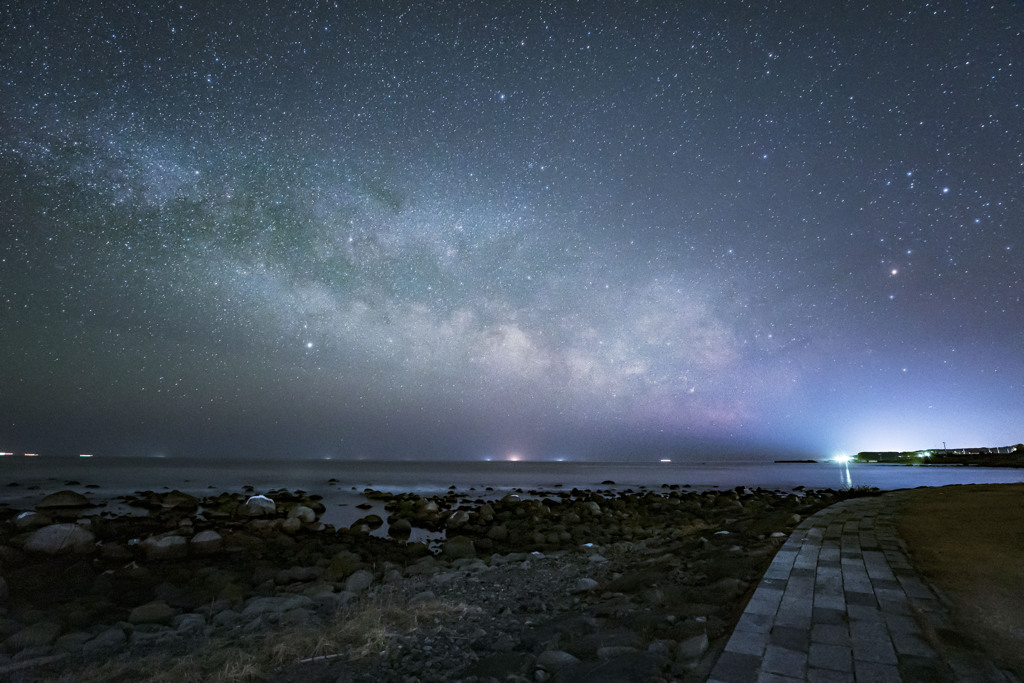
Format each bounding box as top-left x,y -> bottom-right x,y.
44,594 -> 472,683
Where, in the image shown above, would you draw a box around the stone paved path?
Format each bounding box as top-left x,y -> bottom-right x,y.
708,492 -> 1018,682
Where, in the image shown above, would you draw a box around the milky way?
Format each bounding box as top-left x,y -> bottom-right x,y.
2,2 -> 1022,460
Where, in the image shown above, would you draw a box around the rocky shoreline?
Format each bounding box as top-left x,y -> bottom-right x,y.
0,482 -> 878,682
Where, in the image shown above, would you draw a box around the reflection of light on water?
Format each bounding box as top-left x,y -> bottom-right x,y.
830,454 -> 853,488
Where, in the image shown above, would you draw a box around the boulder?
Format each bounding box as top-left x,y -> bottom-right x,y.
140,534 -> 188,560
129,601 -> 178,625
174,613 -> 208,637
54,631 -> 91,653
37,490 -> 91,509
161,490 -> 200,511
189,530 -> 223,555
82,627 -> 127,658
675,630 -> 709,660
243,494 -> 276,516
387,518 -> 412,539
287,505 -> 317,524
344,569 -> 374,593
537,649 -> 581,671
572,577 -> 600,593
360,514 -> 384,529
447,510 -> 471,528
23,523 -> 95,555
21,620 -> 62,648
241,594 -> 313,617
13,511 -> 51,530
280,517 -> 302,533
443,535 -> 476,560
324,551 -> 364,582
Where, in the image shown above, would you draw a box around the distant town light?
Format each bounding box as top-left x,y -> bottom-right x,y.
24,453 -> 39,457
0,452 -> 11,457
80,453 -> 94,458
660,458 -> 672,463
832,454 -> 852,464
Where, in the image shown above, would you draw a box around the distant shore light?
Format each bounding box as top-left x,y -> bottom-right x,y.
80,453 -> 94,458
24,453 -> 39,457
832,454 -> 852,463
660,458 -> 672,463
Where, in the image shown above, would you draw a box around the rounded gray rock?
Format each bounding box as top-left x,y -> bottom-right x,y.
37,490 -> 91,509
23,523 -> 95,555
344,568 -> 374,593
140,534 -> 188,560
443,535 -> 476,560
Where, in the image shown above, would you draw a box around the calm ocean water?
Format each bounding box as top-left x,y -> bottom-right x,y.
3,458 -> 1023,532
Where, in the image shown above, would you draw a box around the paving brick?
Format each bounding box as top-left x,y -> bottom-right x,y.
810,622 -> 850,646
849,618 -> 890,642
882,612 -> 920,634
812,592 -> 845,611
710,650 -> 761,683
891,631 -> 937,657
851,634 -> 898,664
807,642 -> 853,672
854,658 -> 902,682
806,667 -> 852,682
810,606 -> 845,626
735,611 -> 775,634
774,608 -> 811,630
768,625 -> 809,653
725,628 -> 770,656
843,590 -> 876,607
762,645 -> 807,678
746,596 -> 782,616
755,673 -> 803,683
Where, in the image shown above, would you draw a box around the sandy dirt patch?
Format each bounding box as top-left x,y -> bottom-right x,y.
897,483 -> 1024,678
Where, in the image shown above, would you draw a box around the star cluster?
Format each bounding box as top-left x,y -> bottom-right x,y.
2,1 -> 1022,459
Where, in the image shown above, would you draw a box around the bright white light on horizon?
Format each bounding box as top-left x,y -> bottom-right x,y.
832,454 -> 852,463
507,452 -> 522,462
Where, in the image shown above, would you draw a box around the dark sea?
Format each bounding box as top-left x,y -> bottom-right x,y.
3,457 -> 1023,531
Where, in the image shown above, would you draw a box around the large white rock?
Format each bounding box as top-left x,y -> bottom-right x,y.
243,494 -> 276,516
24,523 -> 95,555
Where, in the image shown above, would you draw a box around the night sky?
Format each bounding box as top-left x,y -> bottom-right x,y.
2,1 -> 1022,461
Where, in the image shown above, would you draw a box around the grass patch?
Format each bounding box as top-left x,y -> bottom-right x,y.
46,596 -> 471,682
